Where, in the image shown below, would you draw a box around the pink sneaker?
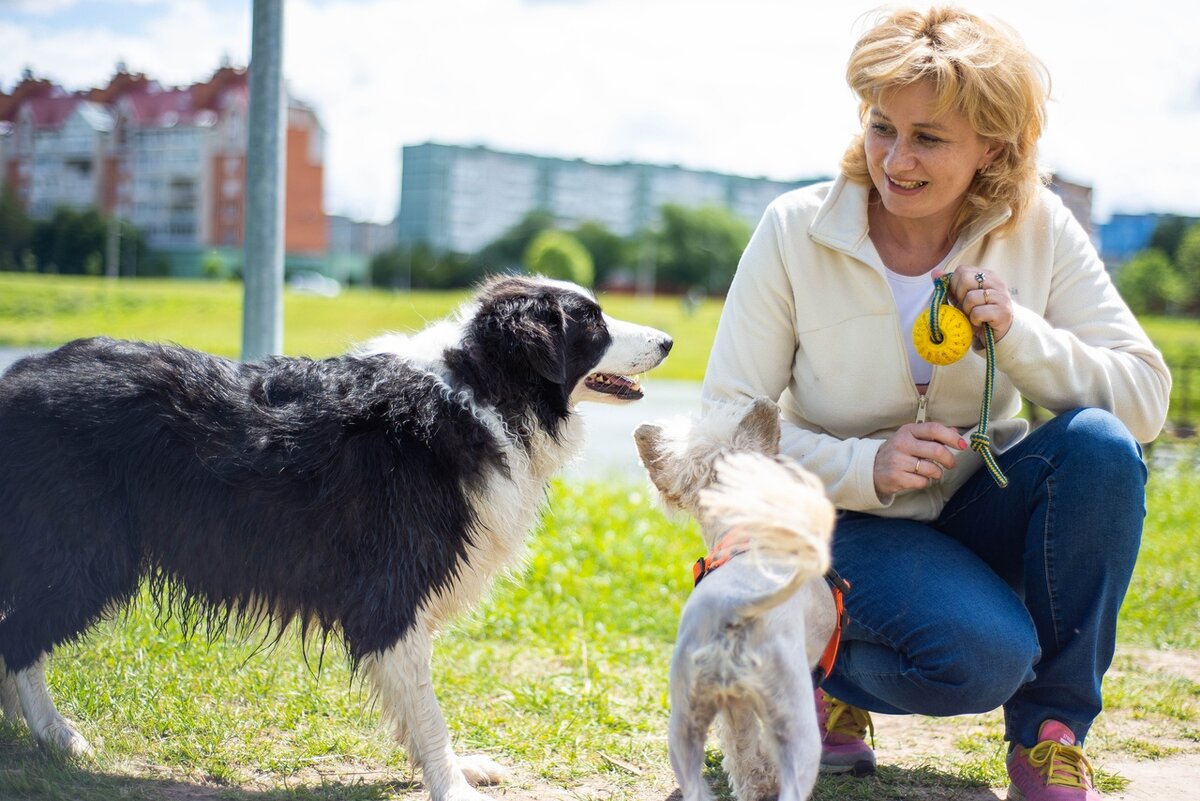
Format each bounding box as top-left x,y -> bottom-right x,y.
1007,720 -> 1100,800
815,688 -> 876,776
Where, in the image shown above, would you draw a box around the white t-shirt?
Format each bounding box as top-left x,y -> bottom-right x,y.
882,249 -> 958,387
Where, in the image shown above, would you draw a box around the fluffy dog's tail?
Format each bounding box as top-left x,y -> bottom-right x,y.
699,452 -> 835,619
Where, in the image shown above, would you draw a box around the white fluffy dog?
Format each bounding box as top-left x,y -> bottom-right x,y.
635,398 -> 838,801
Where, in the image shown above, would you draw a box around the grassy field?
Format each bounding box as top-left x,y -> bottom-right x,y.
0,273 -> 1197,799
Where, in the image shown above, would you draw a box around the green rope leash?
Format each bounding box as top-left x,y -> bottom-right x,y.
928,274 -> 951,344
930,273 -> 1009,489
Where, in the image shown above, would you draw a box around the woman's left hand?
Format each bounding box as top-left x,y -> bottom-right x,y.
937,268 -> 1013,343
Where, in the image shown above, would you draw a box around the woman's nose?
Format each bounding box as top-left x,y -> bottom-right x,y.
885,137 -> 919,171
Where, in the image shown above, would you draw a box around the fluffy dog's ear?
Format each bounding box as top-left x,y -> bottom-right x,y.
483,291 -> 569,386
634,423 -> 664,481
732,397 -> 781,454
519,306 -> 568,386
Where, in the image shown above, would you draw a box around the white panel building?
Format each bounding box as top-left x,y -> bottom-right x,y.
397,142 -> 824,254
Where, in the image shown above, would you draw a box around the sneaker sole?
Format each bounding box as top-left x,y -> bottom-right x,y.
1006,783 -> 1025,801
819,760 -> 876,778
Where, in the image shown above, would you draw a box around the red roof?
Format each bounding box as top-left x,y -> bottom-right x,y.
22,95 -> 83,130
0,75 -> 56,122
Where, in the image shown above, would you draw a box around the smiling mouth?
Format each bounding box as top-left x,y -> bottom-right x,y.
584,372 -> 644,400
889,175 -> 928,190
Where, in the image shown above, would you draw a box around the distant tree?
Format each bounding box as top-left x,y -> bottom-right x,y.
473,209 -> 556,275
26,206 -> 149,277
1148,215 -> 1193,263
32,206 -> 108,274
370,243 -> 479,290
369,247 -> 407,289
117,221 -> 154,277
0,187 -> 34,271
1115,248 -> 1184,315
417,250 -> 476,289
650,204 -> 752,293
201,250 -> 227,280
572,220 -> 627,287
1176,222 -> 1200,313
524,230 -> 594,286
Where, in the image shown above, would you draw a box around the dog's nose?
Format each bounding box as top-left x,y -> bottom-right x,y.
659,337 -> 674,357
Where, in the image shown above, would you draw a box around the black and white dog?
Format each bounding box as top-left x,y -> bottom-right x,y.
0,275 -> 671,801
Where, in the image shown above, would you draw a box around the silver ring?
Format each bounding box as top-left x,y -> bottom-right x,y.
975,271 -> 986,289
912,458 -> 922,474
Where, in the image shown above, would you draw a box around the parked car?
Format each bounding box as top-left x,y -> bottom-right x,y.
287,271 -> 341,297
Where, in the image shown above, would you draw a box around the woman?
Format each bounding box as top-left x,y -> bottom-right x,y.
702,6 -> 1171,800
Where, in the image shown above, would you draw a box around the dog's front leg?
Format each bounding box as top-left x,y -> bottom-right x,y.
368,628 -> 508,801
0,656 -> 23,723
10,655 -> 92,756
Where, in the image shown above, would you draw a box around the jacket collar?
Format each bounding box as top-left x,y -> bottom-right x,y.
808,174 -> 1014,264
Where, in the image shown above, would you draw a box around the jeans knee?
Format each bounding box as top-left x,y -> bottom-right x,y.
913,627 -> 1038,715
1058,408 -> 1144,478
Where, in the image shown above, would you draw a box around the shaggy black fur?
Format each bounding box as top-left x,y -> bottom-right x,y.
0,276 -> 612,674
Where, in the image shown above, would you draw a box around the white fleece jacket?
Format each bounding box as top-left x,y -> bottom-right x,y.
702,175 -> 1172,521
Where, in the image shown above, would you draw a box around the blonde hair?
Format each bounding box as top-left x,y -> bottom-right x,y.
840,6 -> 1050,237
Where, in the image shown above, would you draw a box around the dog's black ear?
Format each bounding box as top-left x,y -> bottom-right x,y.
732,397 -> 781,454
516,299 -> 568,386
479,288 -> 569,386
634,423 -> 667,488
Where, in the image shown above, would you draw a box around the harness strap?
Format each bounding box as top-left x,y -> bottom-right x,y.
692,531 -> 748,586
812,568 -> 849,688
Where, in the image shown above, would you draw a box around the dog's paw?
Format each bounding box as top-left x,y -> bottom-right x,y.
41,720 -> 93,758
456,753 -> 510,786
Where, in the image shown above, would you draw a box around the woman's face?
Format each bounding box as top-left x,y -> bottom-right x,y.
864,80 -> 1000,232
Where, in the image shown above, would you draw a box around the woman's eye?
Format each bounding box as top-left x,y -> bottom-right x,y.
869,123 -> 893,135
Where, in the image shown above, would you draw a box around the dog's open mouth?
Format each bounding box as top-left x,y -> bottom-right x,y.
585,372 -> 644,400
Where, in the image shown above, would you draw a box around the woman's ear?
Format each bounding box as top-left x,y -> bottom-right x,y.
979,140 -> 1004,171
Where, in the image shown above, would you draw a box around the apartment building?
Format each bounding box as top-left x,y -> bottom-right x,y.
0,64 -> 327,258
397,142 -> 825,254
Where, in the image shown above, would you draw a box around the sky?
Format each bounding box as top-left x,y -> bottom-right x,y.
2,0 -> 1198,225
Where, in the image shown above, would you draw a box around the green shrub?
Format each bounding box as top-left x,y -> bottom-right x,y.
524,229 -> 595,287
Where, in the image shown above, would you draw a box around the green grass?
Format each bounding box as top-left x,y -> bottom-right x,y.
1,465 -> 1197,800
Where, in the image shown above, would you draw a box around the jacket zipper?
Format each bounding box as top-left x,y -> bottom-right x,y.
915,394 -> 928,424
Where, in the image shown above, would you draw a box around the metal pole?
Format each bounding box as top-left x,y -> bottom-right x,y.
241,0 -> 286,361
105,212 -> 120,279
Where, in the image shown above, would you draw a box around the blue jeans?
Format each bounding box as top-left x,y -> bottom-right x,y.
821,408 -> 1147,748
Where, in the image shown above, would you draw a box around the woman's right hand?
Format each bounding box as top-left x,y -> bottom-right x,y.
874,422 -> 968,498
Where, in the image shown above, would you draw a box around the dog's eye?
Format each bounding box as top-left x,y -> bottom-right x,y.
570,305 -> 604,328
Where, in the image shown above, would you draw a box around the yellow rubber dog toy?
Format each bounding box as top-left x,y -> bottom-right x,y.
912,304 -> 972,365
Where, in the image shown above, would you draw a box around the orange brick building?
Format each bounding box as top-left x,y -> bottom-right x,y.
0,64 -> 326,257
